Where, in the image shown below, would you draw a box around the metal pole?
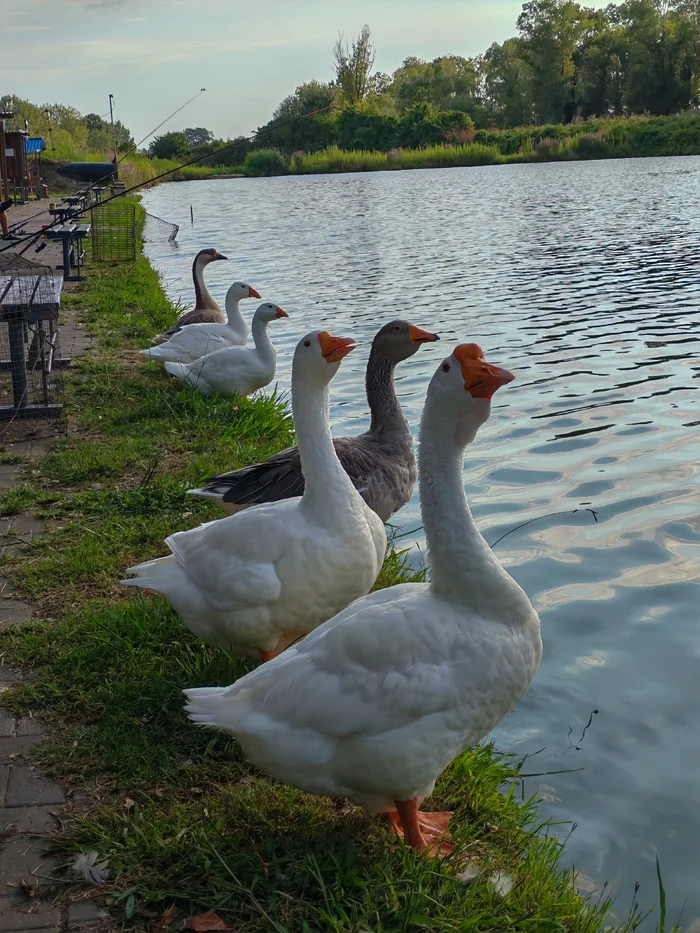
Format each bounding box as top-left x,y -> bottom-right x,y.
8,312 -> 28,411
44,110 -> 55,153
0,119 -> 9,201
109,94 -> 118,162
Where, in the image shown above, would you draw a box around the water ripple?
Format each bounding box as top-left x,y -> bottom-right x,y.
143,156 -> 700,925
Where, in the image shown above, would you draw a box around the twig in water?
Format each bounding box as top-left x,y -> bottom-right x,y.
571,708 -> 599,748
489,507 -> 599,550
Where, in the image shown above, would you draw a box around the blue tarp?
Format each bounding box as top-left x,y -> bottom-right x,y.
24,137 -> 45,154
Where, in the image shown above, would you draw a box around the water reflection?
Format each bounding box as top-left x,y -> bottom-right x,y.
143,156 -> 700,927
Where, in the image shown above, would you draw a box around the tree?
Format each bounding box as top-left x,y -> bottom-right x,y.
149,131 -> 190,160
184,127 -> 214,148
482,39 -> 535,126
272,81 -> 336,120
619,0 -> 700,113
333,24 -> 376,105
390,55 -> 483,117
573,10 -> 628,117
517,0 -> 593,123
84,112 -> 104,131
83,113 -> 134,151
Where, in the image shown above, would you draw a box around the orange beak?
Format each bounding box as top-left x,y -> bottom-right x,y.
454,343 -> 514,399
248,286 -> 262,299
318,331 -> 357,363
275,306 -> 288,318
408,324 -> 440,344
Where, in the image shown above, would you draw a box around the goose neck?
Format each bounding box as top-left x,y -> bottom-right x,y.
366,348 -> 407,437
225,296 -> 247,340
293,377 -> 356,520
192,256 -> 217,310
418,404 -> 528,612
250,315 -> 275,364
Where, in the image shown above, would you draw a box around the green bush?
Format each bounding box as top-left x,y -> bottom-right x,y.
574,132 -> 611,160
241,148 -> 289,177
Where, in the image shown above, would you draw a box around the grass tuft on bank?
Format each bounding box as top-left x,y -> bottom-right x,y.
0,230 -> 659,931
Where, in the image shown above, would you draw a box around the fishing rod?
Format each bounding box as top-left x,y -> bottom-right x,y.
1,103 -> 333,254
9,88 -> 209,234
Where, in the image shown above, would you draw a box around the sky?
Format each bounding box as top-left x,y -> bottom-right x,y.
1,0 -> 609,145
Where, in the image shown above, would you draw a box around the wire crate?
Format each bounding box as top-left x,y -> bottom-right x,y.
91,200 -> 137,262
0,255 -> 65,420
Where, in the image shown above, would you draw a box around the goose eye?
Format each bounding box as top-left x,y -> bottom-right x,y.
442,363 -> 451,373
304,340 -> 311,348
394,324 -> 401,331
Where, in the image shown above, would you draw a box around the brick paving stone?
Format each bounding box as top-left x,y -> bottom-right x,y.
0,896 -> 60,931
0,602 -> 33,631
0,287 -> 114,933
5,766 -> 64,808
0,713 -> 14,739
0,837 -> 58,886
1,519 -> 45,539
67,902 -> 108,926
0,670 -> 22,685
1,928 -> 57,933
0,470 -> 18,491
15,721 -> 42,739
0,738 -> 42,764
0,807 -> 60,834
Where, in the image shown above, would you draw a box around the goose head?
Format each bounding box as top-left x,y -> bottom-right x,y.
427,343 -> 514,445
373,320 -> 440,363
226,281 -> 262,304
293,330 -> 357,385
196,248 -> 228,264
252,302 -> 288,324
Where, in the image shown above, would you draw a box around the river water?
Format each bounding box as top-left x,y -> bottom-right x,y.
142,158 -> 700,927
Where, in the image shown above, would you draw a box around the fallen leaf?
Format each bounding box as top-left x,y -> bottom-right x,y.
189,911 -> 229,932
154,903 -> 177,932
123,797 -> 135,811
18,879 -> 37,898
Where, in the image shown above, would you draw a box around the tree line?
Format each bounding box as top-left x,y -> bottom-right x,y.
148,0 -> 700,160
6,0 -> 700,168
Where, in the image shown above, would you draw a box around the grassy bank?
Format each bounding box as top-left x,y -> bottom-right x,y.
257,113 -> 700,176
0,236 -> 656,930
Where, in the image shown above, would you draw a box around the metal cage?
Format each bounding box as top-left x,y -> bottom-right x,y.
90,200 -> 137,262
0,255 -> 65,420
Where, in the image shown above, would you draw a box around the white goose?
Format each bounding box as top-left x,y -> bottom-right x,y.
123,330 -> 387,660
141,282 -> 261,364
184,344 -> 542,856
163,302 -> 286,397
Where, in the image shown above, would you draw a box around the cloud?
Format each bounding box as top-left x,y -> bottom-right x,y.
6,24 -> 51,31
121,16 -> 146,21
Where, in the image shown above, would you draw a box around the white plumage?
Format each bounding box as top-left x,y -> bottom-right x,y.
162,301 -> 286,397
123,329 -> 387,660
184,343 -> 542,855
141,281 -> 260,363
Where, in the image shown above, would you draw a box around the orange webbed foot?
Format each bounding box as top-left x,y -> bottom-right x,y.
390,801 -> 455,860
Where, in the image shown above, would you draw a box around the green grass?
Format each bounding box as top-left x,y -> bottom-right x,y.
0,228 -> 664,931
292,143 -> 505,174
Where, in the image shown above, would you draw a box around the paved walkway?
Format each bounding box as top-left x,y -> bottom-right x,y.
1,202 -> 66,270
0,295 -> 106,933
